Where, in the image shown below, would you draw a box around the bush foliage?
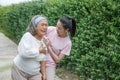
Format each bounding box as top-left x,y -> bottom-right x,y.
0,0 -> 120,79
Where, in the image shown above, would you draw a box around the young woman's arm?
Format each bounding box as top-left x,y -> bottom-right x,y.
43,37 -> 71,63
47,46 -> 65,63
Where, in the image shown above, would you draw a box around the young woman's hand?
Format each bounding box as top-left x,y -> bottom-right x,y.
39,44 -> 46,54
43,37 -> 51,47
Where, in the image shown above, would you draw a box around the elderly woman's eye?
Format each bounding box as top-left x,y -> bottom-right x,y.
40,24 -> 44,26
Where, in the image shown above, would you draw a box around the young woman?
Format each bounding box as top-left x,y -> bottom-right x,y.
11,15 -> 48,80
44,17 -> 76,80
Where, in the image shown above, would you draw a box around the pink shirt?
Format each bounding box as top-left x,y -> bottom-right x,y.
45,26 -> 72,67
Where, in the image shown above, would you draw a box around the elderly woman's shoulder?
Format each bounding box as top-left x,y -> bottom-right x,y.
24,32 -> 31,36
22,32 -> 32,38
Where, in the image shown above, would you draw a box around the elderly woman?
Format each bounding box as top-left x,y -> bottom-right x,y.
11,15 -> 48,80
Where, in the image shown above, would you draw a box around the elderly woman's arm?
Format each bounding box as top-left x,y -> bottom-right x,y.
40,61 -> 46,80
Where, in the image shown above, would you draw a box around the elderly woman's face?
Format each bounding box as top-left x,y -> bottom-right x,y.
36,20 -> 48,36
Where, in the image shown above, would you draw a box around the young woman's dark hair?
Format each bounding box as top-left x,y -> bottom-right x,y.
59,17 -> 76,37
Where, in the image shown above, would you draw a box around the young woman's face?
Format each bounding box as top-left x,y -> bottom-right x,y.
56,20 -> 68,37
36,20 -> 48,36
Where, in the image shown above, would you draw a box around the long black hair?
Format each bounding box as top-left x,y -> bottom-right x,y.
59,17 -> 76,37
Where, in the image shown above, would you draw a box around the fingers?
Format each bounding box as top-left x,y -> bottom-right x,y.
39,44 -> 46,54
41,44 -> 43,47
43,37 -> 48,46
43,37 -> 49,42
43,36 -> 48,42
43,37 -> 51,47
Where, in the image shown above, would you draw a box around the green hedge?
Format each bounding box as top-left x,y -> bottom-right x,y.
0,0 -> 120,79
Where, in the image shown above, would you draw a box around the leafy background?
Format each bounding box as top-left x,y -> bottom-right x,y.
0,0 -> 120,79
